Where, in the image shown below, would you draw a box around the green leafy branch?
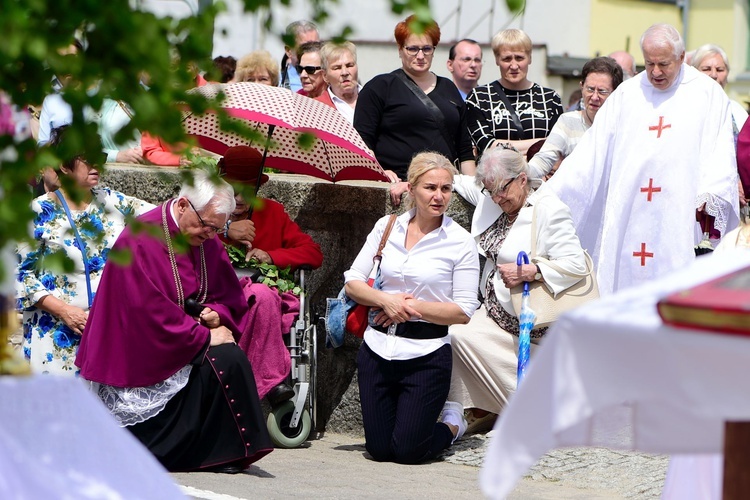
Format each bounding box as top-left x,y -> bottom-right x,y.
224,243 -> 301,295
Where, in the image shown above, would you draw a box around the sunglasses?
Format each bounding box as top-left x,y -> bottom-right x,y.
187,199 -> 226,235
296,65 -> 322,75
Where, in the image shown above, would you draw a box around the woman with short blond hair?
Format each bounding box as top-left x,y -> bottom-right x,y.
467,28 -> 563,158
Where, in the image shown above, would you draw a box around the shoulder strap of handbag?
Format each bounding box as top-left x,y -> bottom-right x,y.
393,70 -> 457,160
376,214 -> 398,259
529,202 -> 592,279
54,190 -> 94,308
116,100 -> 134,120
492,81 -> 525,136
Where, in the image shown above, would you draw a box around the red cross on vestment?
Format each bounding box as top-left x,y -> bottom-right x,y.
633,243 -> 654,266
648,116 -> 671,138
640,178 -> 662,201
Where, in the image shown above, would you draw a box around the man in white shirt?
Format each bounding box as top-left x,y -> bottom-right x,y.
316,41 -> 361,124
279,20 -> 319,93
547,24 -> 739,295
447,39 -> 483,101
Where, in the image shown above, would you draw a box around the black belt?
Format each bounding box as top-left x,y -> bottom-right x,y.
371,322 -> 448,340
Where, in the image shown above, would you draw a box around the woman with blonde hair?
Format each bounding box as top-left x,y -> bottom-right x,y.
233,50 -> 280,86
466,29 -> 563,158
344,151 -> 479,463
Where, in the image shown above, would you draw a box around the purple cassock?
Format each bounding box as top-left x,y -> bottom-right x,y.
76,201 -> 273,472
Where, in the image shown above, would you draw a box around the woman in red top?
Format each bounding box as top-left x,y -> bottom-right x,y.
219,146 -> 323,405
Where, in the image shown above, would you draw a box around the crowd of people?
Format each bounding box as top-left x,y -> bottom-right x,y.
11,14 -> 749,473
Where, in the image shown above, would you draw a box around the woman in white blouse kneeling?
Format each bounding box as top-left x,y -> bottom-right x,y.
344,152 -> 480,464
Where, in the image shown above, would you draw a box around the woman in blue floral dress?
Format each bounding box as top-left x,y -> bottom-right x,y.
16,129 -> 154,375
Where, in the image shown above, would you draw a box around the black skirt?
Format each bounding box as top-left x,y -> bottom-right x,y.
128,343 -> 273,471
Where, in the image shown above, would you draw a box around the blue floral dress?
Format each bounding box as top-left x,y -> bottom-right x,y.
15,187 -> 154,376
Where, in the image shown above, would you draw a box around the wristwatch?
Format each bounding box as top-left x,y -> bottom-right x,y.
534,264 -> 542,281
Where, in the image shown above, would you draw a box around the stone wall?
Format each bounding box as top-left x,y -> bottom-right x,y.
102,164 -> 475,436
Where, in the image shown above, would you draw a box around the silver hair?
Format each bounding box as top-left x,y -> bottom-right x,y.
476,147 -> 530,192
691,43 -> 730,73
286,20 -> 318,39
178,169 -> 236,217
640,23 -> 685,59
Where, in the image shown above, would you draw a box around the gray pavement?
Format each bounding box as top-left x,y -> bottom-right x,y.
172,431 -> 668,499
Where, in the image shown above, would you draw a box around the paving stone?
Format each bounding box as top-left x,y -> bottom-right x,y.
439,430 -> 668,498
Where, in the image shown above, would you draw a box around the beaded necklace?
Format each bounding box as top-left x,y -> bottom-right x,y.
161,201 -> 207,309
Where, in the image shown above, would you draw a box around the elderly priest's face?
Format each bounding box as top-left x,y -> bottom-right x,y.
176,197 -> 229,246
642,42 -> 684,91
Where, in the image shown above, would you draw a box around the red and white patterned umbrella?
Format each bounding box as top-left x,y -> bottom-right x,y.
183,82 -> 388,183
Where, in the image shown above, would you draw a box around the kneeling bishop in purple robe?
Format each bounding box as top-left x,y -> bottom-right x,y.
75,170 -> 273,473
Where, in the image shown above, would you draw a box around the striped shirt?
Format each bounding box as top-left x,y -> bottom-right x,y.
528,110 -> 590,179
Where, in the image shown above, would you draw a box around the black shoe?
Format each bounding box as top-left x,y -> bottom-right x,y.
205,464 -> 245,474
266,383 -> 295,407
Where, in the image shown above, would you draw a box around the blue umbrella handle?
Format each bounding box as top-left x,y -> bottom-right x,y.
516,251 -> 530,294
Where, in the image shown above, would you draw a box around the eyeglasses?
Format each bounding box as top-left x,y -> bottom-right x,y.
482,177 -> 517,197
296,65 -> 322,75
583,86 -> 612,97
187,199 -> 226,235
403,45 -> 435,56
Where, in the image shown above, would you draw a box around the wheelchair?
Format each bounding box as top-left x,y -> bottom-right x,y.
254,267 -> 317,449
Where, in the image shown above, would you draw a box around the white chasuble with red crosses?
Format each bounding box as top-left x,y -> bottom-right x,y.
546,65 -> 739,295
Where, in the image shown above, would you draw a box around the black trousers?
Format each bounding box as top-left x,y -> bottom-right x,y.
128,343 -> 273,472
357,342 -> 454,464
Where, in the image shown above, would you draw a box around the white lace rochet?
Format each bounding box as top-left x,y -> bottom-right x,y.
696,192 -> 731,236
86,365 -> 192,427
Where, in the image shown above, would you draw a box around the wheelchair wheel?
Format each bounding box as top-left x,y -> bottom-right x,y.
267,400 -> 311,448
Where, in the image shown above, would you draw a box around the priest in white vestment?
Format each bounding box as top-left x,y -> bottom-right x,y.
539,24 -> 739,500
545,24 -> 740,295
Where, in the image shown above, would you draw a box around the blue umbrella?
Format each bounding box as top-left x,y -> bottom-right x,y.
516,251 -> 537,385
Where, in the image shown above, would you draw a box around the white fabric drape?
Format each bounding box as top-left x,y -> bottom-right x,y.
480,251 -> 750,499
0,376 -> 184,499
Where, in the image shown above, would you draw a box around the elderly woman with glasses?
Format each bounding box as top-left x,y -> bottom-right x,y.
467,29 -> 563,159
354,15 -> 475,206
528,57 -> 623,180
445,146 -> 586,435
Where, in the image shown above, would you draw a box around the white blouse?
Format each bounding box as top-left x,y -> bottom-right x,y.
344,209 -> 480,361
